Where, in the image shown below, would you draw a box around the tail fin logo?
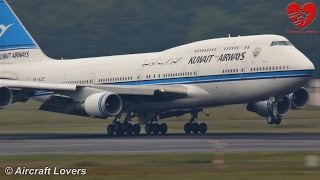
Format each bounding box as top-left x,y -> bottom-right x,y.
0,23 -> 14,38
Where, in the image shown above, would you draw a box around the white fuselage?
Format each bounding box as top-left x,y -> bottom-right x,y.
0,34 -> 315,112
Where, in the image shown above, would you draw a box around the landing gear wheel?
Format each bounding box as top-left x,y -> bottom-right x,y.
114,121 -> 123,136
184,123 -> 192,134
126,124 -> 134,135
107,124 -> 115,136
152,124 -> 160,135
267,117 -> 274,125
199,123 -> 207,134
274,117 -> 282,125
145,124 -> 153,135
159,123 -> 168,135
133,124 -> 141,135
191,123 -> 200,134
121,121 -> 129,135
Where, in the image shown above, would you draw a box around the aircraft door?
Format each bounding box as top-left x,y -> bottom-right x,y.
90,73 -> 95,84
137,68 -> 144,85
240,61 -> 248,79
193,64 -> 200,82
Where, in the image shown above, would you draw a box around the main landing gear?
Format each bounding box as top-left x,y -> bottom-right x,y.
184,111 -> 207,134
145,123 -> 168,135
266,115 -> 282,125
145,115 -> 168,135
107,115 -> 141,136
106,111 -> 208,136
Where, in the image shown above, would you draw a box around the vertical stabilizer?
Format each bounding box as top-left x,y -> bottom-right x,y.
0,0 -> 49,63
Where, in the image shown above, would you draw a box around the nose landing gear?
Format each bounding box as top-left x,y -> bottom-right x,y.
266,115 -> 282,125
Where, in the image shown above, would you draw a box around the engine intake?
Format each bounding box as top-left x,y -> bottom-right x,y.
83,92 -> 122,118
0,86 -> 13,109
289,88 -> 309,109
247,96 -> 291,118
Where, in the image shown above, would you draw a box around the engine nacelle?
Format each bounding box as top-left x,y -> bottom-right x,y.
83,92 -> 122,118
289,88 -> 309,109
0,86 -> 13,109
247,96 -> 291,118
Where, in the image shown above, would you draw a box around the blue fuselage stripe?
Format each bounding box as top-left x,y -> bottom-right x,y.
103,70 -> 314,86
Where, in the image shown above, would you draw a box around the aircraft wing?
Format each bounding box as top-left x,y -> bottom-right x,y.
0,79 -> 193,117
0,79 -> 77,91
0,79 -> 188,103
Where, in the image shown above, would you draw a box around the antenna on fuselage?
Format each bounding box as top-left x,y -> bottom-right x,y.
228,34 -> 231,38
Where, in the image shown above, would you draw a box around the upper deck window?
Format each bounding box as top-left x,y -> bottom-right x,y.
270,41 -> 293,46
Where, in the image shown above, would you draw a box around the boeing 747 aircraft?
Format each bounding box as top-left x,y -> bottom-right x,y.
0,0 -> 315,135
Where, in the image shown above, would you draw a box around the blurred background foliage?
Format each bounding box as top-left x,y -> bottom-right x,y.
8,0 -> 320,77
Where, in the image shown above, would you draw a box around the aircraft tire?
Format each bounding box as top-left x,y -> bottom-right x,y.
114,121 -> 123,136
191,123 -> 200,134
145,124 -> 153,135
266,117 -> 274,125
152,123 -> 160,135
121,121 -> 130,135
274,117 -> 282,125
199,123 -> 207,134
184,123 -> 192,134
107,124 -> 115,136
133,124 -> 141,135
159,123 -> 168,135
126,123 -> 134,135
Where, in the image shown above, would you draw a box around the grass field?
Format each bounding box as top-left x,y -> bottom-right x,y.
0,100 -> 319,134
0,152 -> 320,180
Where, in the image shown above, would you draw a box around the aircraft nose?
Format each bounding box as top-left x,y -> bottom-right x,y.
298,52 -> 315,71
303,57 -> 315,71
300,57 -> 316,79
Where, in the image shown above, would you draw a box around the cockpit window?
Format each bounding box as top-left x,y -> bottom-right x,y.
270,41 -> 293,46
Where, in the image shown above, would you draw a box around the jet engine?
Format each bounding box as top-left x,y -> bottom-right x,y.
0,86 -> 13,109
83,92 -> 122,118
289,88 -> 309,109
247,96 -> 291,118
